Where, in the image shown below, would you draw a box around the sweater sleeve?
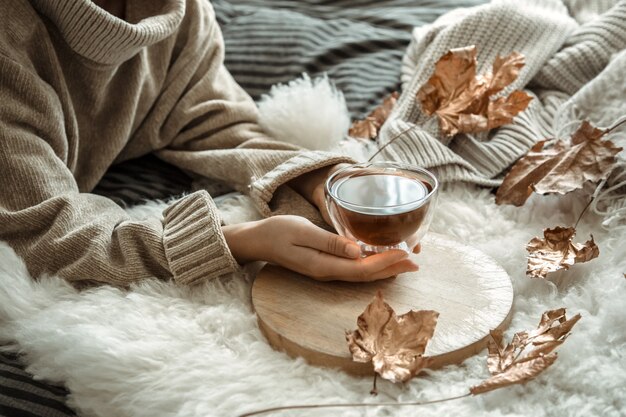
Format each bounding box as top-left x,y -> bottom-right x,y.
154,3 -> 355,221
0,57 -> 238,287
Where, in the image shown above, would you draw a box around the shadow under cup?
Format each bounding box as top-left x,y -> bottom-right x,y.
325,162 -> 438,256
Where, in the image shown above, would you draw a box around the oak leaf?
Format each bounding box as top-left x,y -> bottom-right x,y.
471,309 -> 581,395
416,45 -> 532,137
496,121 -> 623,206
346,291 -> 439,383
526,226 -> 599,279
349,92 -> 399,140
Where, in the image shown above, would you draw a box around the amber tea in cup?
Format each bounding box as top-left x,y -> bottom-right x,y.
325,162 -> 438,255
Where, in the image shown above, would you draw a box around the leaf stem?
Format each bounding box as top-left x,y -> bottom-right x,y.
237,392 -> 471,417
370,373 -> 378,396
571,115 -> 625,228
508,313 -> 566,367
367,125 -> 416,162
573,197 -> 594,229
604,116 -> 626,135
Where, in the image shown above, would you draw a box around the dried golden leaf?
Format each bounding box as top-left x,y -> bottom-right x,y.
369,92 -> 399,126
531,316 -> 581,350
528,308 -> 566,337
571,120 -> 606,144
488,52 -> 526,96
417,46 -> 477,117
470,354 -> 557,395
471,309 -> 581,395
487,91 -> 533,129
346,291 -> 439,383
526,226 -> 599,279
348,92 -> 399,140
486,329 -> 516,374
496,121 -> 623,206
348,117 -> 378,140
416,45 -> 532,137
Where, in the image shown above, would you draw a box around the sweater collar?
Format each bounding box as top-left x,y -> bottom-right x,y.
31,0 -> 186,65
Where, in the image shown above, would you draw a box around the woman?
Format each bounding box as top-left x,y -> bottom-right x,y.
0,0 -> 418,289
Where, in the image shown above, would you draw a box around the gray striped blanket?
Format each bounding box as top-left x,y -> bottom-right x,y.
94,0 -> 485,206
213,0 -> 484,117
1,1 -> 484,416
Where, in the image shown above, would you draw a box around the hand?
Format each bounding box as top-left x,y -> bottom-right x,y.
223,215 -> 419,282
289,164 -> 349,226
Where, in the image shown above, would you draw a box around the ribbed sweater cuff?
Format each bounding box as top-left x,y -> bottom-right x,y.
248,151 -> 356,217
162,191 -> 239,286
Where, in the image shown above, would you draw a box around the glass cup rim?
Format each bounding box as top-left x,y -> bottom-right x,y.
325,161 -> 439,212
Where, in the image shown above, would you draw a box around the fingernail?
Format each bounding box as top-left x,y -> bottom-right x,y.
345,244 -> 361,258
408,262 -> 419,272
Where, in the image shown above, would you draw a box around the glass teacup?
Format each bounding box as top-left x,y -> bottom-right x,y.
325,162 -> 438,256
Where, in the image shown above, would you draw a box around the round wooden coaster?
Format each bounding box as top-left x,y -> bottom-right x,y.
251,233 -> 514,375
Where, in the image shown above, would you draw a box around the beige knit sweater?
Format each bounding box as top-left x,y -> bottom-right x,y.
383,0 -> 626,190
0,0 -> 353,287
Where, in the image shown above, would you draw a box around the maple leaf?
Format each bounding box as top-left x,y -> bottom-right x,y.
471,355 -> 558,395
349,117 -> 378,140
416,45 -> 532,137
345,291 -> 439,383
471,309 -> 581,395
526,226 -> 599,279
496,120 -> 623,206
349,92 -> 399,140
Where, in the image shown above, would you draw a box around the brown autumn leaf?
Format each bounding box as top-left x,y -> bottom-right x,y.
496,120 -> 623,206
348,92 -> 399,140
349,117 -> 378,140
416,45 -> 532,137
471,355 -> 558,395
526,308 -> 581,348
345,291 -> 439,383
526,226 -> 599,279
471,308 -> 581,395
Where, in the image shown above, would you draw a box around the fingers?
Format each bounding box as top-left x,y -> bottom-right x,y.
367,259 -> 419,280
413,243 -> 421,254
273,215 -> 420,282
345,255 -> 419,282
307,249 -> 418,282
295,221 -> 361,259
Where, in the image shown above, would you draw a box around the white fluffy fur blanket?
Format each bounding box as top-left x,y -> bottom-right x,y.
1,77 -> 625,417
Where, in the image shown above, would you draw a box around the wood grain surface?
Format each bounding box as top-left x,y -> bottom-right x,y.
251,233 -> 514,375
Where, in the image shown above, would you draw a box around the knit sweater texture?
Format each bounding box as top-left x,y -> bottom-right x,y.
383,0 -> 626,191
0,0 -> 353,287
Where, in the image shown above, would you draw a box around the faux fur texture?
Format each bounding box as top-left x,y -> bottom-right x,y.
0,78 -> 625,417
257,74 -> 351,151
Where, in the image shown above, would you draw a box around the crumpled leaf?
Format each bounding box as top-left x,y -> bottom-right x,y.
471,355 -> 558,395
496,120 -> 623,206
346,291 -> 439,383
348,117 -> 377,140
471,309 -> 581,395
416,45 -> 532,137
526,226 -> 599,279
349,92 -> 399,140
526,308 -> 581,347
